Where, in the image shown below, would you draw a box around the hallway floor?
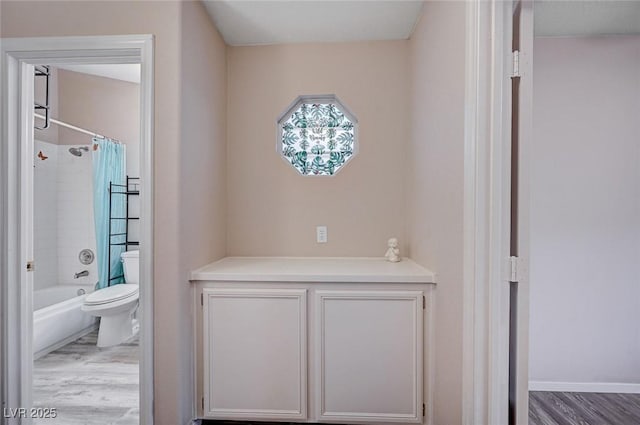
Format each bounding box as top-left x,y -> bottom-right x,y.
529,391 -> 640,425
33,329 -> 139,425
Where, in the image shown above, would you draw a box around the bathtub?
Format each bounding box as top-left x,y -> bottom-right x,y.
33,283 -> 98,359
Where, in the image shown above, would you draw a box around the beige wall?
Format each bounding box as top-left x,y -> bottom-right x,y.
180,0 -> 227,271
407,2 -> 466,424
178,0 -> 228,414
56,69 -> 140,177
1,1 -> 226,424
226,41 -> 408,256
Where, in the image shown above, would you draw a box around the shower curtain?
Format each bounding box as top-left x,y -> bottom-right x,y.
92,137 -> 126,289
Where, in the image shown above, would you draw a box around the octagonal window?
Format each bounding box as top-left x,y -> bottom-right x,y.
277,95 -> 358,176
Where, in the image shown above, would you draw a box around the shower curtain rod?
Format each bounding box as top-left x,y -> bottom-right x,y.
34,113 -> 119,142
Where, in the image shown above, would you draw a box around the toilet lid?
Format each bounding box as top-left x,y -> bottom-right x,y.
84,284 -> 139,306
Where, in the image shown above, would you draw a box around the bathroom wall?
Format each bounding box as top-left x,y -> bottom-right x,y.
1,2 -> 194,423
56,146 -> 97,286
34,138 -> 96,289
58,69 -> 140,178
226,40 -> 408,256
530,36 -> 640,389
407,2 -> 467,424
34,140 -> 59,290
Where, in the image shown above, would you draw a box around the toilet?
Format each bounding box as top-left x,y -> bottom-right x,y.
82,250 -> 139,347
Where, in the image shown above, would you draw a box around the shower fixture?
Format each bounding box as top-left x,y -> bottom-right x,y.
79,249 -> 95,265
68,146 -> 89,157
74,270 -> 89,279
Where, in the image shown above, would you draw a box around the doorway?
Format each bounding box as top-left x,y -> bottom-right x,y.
1,36 -> 154,425
508,2 -> 640,425
527,11 -> 640,425
32,63 -> 141,423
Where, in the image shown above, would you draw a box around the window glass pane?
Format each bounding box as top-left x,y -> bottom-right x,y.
278,96 -> 357,176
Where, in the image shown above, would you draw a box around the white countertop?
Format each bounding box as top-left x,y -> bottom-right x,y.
190,256 -> 436,283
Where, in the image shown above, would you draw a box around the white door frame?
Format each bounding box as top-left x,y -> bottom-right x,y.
0,35 -> 154,425
513,2 -> 534,424
462,1 -> 528,424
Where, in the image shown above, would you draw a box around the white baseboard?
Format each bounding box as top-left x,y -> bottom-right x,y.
529,381 -> 640,394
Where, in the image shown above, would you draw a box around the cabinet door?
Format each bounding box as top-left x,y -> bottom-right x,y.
315,290 -> 423,423
203,288 -> 307,420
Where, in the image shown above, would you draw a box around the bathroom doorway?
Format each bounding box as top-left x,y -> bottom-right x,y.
31,63 -> 141,424
1,36 -> 154,424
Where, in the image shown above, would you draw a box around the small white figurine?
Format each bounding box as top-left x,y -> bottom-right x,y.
385,237 -> 401,262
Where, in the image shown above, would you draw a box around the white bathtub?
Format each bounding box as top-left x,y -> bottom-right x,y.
33,284 -> 97,359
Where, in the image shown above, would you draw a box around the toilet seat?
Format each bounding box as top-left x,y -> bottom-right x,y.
84,283 -> 139,306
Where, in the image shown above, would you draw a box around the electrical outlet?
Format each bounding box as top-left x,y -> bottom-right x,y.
316,226 -> 328,243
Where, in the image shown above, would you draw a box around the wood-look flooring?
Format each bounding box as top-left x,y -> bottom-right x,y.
33,330 -> 139,425
529,391 -> 640,425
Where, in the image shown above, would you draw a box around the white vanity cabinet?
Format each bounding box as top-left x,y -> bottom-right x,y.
315,290 -> 424,423
202,288 -> 308,420
192,257 -> 435,424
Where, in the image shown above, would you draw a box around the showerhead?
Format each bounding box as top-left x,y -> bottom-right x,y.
68,146 -> 89,157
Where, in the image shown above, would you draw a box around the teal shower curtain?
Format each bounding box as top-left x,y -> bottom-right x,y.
92,137 -> 126,289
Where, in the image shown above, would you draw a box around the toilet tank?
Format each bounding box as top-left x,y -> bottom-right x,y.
121,250 -> 139,284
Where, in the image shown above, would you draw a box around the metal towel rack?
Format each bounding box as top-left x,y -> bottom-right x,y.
34,65 -> 51,130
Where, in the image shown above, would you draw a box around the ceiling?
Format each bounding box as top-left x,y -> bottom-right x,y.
50,3 -> 639,79
55,64 -> 141,84
202,0 -> 425,46
535,0 -> 640,37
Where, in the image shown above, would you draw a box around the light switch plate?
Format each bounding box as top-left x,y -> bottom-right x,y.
316,226 -> 327,243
